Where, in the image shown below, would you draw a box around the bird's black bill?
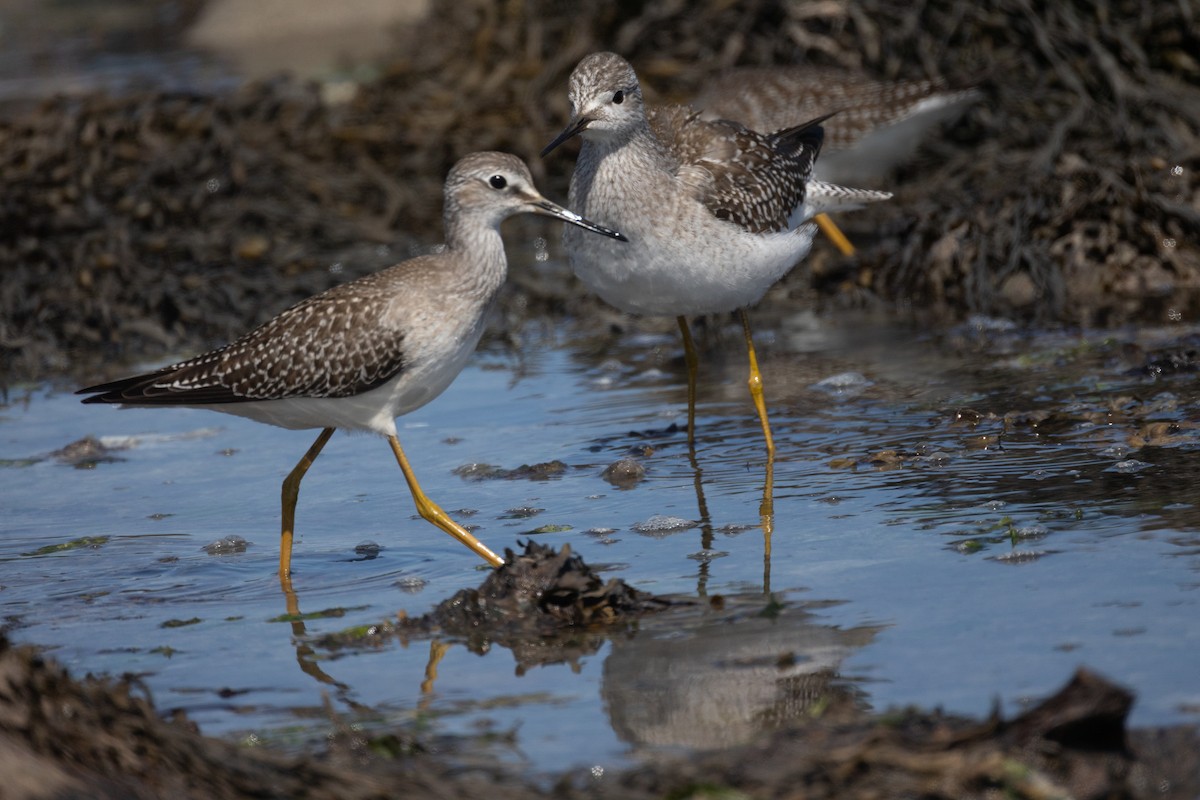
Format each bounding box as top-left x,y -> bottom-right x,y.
533,200 -> 627,241
540,116 -> 592,157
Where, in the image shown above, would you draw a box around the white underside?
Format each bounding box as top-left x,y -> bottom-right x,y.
568,221 -> 816,317
567,151 -> 817,317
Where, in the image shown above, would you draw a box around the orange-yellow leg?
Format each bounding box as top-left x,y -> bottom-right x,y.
420,639 -> 452,699
280,426 -> 335,579
740,309 -> 775,459
761,454 -> 775,595
676,316 -> 700,447
815,213 -> 855,256
387,434 -> 504,568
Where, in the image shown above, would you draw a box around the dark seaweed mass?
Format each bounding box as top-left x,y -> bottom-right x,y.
4,625 -> 1199,799
2,0 -> 1197,382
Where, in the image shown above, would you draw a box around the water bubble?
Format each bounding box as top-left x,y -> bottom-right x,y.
1168,308 -> 1182,322
1013,524 -> 1049,540
203,535 -> 248,554
631,514 -> 697,535
329,262 -> 343,274
1162,238 -> 1176,249
205,178 -> 221,193
686,549 -> 729,562
994,549 -> 1048,564
812,371 -> 872,396
395,576 -> 427,593
602,457 -> 646,488
500,506 -> 544,519
1170,165 -> 1183,176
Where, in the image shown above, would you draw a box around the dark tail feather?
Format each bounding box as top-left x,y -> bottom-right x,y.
769,110 -> 838,158
77,369 -> 172,404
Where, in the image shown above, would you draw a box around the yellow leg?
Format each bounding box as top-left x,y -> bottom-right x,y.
740,309 -> 775,458
676,316 -> 699,447
280,427 -> 335,579
815,213 -> 856,256
761,454 -> 774,595
387,434 -> 504,568
420,639 -> 452,699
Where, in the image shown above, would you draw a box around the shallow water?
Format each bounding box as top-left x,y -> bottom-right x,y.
3,305 -> 1198,776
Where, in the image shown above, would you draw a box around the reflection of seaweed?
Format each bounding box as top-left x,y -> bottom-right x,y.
310,541 -> 675,674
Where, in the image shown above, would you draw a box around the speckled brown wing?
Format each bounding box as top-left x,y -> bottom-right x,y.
695,67 -> 966,150
80,269 -> 408,405
649,104 -> 823,234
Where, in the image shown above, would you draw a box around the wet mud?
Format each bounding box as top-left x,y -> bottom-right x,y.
3,1 -> 1199,795
3,545 -> 1199,799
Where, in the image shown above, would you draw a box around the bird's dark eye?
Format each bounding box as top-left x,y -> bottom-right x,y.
489,175 -> 507,189
612,90 -> 625,104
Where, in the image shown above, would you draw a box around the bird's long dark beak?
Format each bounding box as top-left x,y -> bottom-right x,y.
541,116 -> 592,157
531,197 -> 627,241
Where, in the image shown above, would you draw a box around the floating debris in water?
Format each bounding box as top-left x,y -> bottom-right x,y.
631,515 -> 699,535
525,524 -> 573,535
584,527 -> 621,545
353,542 -> 381,558
500,506 -> 545,519
912,450 -> 953,466
1107,459 -> 1150,474
601,457 -> 646,488
812,371 -> 873,396
394,576 -> 427,594
1020,468 -> 1055,481
453,461 -> 568,481
1138,348 -> 1197,377
686,549 -> 729,562
202,535 -> 248,555
22,536 -> 109,557
992,549 -> 1052,564
51,436 -> 125,468
1012,524 -> 1050,541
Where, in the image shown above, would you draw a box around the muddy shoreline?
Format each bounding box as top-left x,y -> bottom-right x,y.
2,1 -> 1198,795
3,544 -> 1199,799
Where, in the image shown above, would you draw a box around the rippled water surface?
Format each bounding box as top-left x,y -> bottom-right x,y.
3,309 -> 1199,774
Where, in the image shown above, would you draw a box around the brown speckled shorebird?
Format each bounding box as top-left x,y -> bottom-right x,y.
542,52 -> 889,456
694,66 -> 980,254
78,152 -> 625,579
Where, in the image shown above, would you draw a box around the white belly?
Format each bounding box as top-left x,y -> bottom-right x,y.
566,155 -> 816,317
